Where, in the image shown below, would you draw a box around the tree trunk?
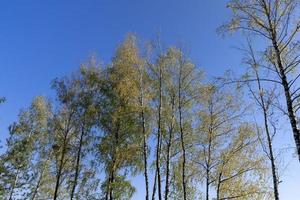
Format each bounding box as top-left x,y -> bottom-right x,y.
109,169 -> 115,200
151,169 -> 157,200
140,81 -> 149,200
205,133 -> 212,200
273,42 -> 300,162
164,138 -> 171,200
70,126 -> 85,200
106,151 -> 116,200
31,165 -> 46,200
216,173 -> 222,200
53,132 -> 68,200
178,75 -> 187,200
253,66 -> 280,200
155,65 -> 163,200
142,124 -> 149,200
265,116 -> 280,200
105,176 -> 111,200
205,168 -> 210,200
164,96 -> 175,200
105,169 -> 115,200
107,123 -> 120,200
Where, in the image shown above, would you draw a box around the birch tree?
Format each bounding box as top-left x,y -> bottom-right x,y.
0,96 -> 53,200
194,83 -> 267,200
98,35 -> 142,200
224,0 -> 300,161
244,42 -> 280,200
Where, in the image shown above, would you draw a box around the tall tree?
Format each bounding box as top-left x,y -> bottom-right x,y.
0,33 -> 280,200
194,83 -> 266,200
196,84 -> 240,200
148,46 -> 165,200
176,48 -> 202,200
98,35 -> 142,200
163,62 -> 177,200
161,47 -> 202,200
245,42 -> 280,200
51,79 -> 80,200
0,96 -> 53,200
224,0 -> 300,161
53,65 -> 101,200
135,51 -> 152,200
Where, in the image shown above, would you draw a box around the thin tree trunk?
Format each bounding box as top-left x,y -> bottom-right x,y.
106,148 -> 117,200
265,116 -> 280,200
107,123 -> 120,200
139,72 -> 149,200
252,64 -> 280,200
155,64 -> 163,200
53,131 -> 68,200
109,169 -> 115,200
31,165 -> 46,200
151,169 -> 158,200
164,96 -> 175,200
205,132 -> 212,200
205,168 -> 210,200
70,125 -> 85,200
142,121 -> 149,200
179,123 -> 187,200
105,175 -> 111,200
216,172 -> 222,200
105,170 -> 114,200
178,66 -> 187,200
205,104 -> 213,200
164,138 -> 171,200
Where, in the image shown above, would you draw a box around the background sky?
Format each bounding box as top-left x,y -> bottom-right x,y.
0,0 -> 299,199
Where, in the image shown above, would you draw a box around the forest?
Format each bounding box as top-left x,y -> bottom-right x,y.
0,0 -> 300,199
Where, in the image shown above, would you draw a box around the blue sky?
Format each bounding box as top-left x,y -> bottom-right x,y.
0,0 -> 299,199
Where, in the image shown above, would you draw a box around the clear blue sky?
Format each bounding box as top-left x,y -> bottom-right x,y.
0,1 -> 299,199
